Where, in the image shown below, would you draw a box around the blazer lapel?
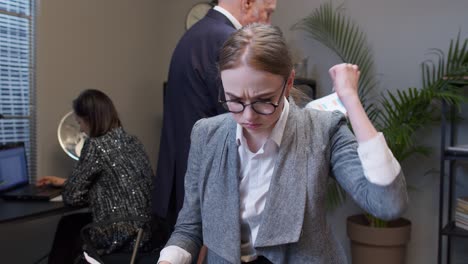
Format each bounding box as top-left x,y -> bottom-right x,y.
254,104 -> 308,247
202,118 -> 241,264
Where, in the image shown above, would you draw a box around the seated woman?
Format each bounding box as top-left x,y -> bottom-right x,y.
38,89 -> 154,264
157,23 -> 408,264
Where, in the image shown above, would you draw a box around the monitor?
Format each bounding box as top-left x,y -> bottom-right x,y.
0,144 -> 29,192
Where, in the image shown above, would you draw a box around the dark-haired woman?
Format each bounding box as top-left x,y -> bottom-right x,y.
38,89 -> 154,263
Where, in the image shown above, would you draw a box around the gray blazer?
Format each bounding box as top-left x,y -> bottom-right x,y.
166,102 -> 408,264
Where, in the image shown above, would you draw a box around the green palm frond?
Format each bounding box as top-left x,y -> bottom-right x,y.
422,33 -> 468,90
377,85 -> 467,161
378,34 -> 468,162
377,88 -> 438,160
292,2 -> 379,117
365,213 -> 388,228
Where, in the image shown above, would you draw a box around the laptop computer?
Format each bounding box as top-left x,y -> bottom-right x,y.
0,143 -> 62,201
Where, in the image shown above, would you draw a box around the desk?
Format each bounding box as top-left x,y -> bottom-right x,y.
0,199 -> 85,263
0,199 -> 83,225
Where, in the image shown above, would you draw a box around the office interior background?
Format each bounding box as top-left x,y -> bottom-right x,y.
0,0 -> 467,263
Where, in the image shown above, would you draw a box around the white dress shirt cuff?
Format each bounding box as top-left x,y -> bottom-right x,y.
357,132 -> 401,186
158,245 -> 192,264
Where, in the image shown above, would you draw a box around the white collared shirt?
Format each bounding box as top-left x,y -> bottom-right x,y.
157,100 -> 400,263
237,98 -> 290,261
213,5 -> 242,29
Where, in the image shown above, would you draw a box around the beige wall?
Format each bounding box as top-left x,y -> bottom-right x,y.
36,0 -> 163,177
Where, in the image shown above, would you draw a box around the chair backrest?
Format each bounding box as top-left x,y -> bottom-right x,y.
81,215 -> 170,264
294,77 -> 316,100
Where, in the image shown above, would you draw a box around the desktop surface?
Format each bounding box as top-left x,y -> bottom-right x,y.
0,198 -> 79,224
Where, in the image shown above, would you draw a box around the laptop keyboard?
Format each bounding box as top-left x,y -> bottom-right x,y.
28,185 -> 60,195
12,184 -> 62,197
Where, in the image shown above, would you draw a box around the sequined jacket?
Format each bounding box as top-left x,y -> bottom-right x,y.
62,127 -> 153,255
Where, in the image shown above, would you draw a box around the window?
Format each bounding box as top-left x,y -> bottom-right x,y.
0,0 -> 35,180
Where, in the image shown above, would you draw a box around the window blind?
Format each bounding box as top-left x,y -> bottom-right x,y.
0,0 -> 36,181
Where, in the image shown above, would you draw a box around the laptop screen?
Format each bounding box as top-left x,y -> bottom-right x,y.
0,145 -> 29,192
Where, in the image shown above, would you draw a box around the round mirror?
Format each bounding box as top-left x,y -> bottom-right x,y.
57,111 -> 87,160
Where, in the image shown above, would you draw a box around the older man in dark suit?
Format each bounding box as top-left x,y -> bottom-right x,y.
154,0 -> 277,226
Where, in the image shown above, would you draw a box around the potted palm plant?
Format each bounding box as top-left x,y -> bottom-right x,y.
293,3 -> 468,264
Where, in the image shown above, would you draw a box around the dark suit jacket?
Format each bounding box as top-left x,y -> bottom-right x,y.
153,9 -> 236,220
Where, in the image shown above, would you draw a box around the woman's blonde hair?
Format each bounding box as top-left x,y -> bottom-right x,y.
219,23 -> 293,81
219,23 -> 312,105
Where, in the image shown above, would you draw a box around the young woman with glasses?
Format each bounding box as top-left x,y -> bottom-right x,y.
157,23 -> 408,264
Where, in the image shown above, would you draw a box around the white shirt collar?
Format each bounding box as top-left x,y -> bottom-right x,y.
213,5 -> 242,29
236,97 -> 290,148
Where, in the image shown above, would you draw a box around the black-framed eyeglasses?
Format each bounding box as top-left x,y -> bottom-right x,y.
219,81 -> 287,115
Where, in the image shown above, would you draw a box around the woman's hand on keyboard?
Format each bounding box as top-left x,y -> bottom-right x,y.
36,176 -> 66,187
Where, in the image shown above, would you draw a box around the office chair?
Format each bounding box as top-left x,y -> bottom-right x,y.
294,77 -> 316,100
81,215 -> 169,264
290,77 -> 316,108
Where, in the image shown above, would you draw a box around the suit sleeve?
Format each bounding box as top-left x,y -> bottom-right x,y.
329,112 -> 408,220
204,28 -> 235,116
